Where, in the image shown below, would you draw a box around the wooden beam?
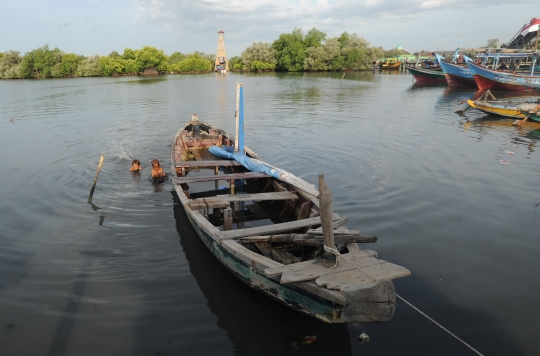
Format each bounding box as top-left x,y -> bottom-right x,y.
173,171 -> 269,184
175,160 -> 243,168
223,208 -> 233,231
188,197 -> 230,210
220,215 -> 340,240
219,191 -> 298,203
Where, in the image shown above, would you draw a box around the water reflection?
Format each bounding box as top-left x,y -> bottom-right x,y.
172,193 -> 352,356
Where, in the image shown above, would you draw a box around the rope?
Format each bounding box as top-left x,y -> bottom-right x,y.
325,245 -> 485,356
396,294 -> 485,356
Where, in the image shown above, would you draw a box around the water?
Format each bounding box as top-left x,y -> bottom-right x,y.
0,71 -> 539,355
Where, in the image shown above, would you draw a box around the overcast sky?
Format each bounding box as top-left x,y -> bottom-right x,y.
1,0 -> 538,57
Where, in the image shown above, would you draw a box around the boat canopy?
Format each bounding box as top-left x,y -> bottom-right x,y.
476,53 -> 532,59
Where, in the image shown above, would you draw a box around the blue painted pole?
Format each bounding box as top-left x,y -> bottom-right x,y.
238,86 -> 245,153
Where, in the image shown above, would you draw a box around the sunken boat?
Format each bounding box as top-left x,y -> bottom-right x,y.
170,89 -> 409,323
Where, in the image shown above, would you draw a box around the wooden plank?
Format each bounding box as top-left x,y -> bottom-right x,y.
280,256 -> 385,284
176,160 -> 243,168
315,263 -> 411,291
246,204 -> 270,219
307,218 -> 348,234
220,215 -> 340,240
189,197 -> 230,210
219,191 -> 298,203
191,149 -> 203,161
264,249 -> 378,278
173,171 -> 269,184
223,208 -> 233,231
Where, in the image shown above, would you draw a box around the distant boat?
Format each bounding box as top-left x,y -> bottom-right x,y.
466,60 -> 540,91
405,66 -> 447,83
435,53 -> 476,86
379,58 -> 401,70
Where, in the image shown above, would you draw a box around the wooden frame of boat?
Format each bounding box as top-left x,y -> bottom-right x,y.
466,90 -> 540,124
170,115 -> 410,323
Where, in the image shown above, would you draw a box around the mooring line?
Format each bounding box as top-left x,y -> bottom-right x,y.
330,250 -> 485,356
396,294 -> 484,356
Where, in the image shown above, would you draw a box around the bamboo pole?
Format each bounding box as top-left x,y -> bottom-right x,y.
88,155 -> 105,204
318,174 -> 337,268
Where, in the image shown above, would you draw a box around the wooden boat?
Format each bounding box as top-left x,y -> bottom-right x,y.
466,91 -> 540,123
170,111 -> 410,323
435,53 -> 476,86
466,59 -> 540,91
405,66 -> 447,84
379,58 -> 401,70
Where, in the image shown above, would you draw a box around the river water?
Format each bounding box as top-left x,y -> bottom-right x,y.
0,71 -> 539,355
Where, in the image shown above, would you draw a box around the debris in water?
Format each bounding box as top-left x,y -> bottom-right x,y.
287,336 -> 317,349
535,203 -> 540,212
10,118 -> 14,122
499,160 -> 510,164
506,151 -> 515,155
358,333 -> 370,342
7,323 -> 15,330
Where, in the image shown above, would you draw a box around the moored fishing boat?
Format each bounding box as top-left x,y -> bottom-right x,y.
435,53 -> 476,86
466,59 -> 540,91
379,58 -> 401,70
405,66 -> 447,84
466,92 -> 540,124
170,87 -> 410,324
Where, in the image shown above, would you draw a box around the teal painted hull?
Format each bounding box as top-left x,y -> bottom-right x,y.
185,210 -> 344,323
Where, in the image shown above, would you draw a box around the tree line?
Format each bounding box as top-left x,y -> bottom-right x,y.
230,28 -> 387,72
1,27 -> 401,79
0,45 -> 214,79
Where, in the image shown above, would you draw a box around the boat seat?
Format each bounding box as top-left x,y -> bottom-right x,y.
188,191 -> 298,210
173,171 -> 269,184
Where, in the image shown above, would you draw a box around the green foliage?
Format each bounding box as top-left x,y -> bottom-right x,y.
241,42 -> 276,70
228,56 -> 242,70
171,54 -> 212,72
99,56 -> 126,76
135,46 -> 168,73
20,44 -> 62,78
304,28 -> 327,48
0,51 -> 23,79
59,53 -> 83,77
251,60 -> 276,71
383,48 -> 402,58
109,51 -> 121,58
76,55 -> 101,77
122,48 -> 137,61
168,52 -> 186,65
272,28 -> 306,71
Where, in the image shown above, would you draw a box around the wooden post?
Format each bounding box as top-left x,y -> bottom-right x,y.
318,174 -> 336,268
215,166 -> 219,190
223,207 -> 233,231
88,155 -> 105,204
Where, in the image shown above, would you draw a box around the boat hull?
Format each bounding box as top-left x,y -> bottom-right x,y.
436,54 -> 476,86
467,100 -> 527,119
406,66 -> 447,83
467,61 -> 540,91
170,120 -> 401,324
379,63 -> 401,70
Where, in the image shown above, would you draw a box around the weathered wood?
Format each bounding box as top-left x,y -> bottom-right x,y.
255,243 -> 299,265
88,154 -> 105,204
307,217 -> 348,233
295,235 -> 377,245
307,229 -> 360,236
173,171 -> 269,184
280,256 -> 384,284
220,215 -> 340,240
246,204 -> 270,219
220,191 -> 298,203
223,208 -> 233,231
315,263 -> 411,291
175,160 -> 243,168
264,249 -> 378,278
213,207 -> 221,225
318,174 -> 335,268
297,201 -> 311,220
189,197 -> 230,210
237,233 -> 376,245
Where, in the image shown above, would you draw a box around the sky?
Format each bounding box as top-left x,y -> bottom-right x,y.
1,0 -> 538,57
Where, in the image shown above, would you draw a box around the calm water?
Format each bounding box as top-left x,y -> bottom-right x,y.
1,71 -> 539,355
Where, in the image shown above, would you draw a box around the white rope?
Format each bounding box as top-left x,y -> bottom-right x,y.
323,245 -> 485,356
396,294 -> 485,356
